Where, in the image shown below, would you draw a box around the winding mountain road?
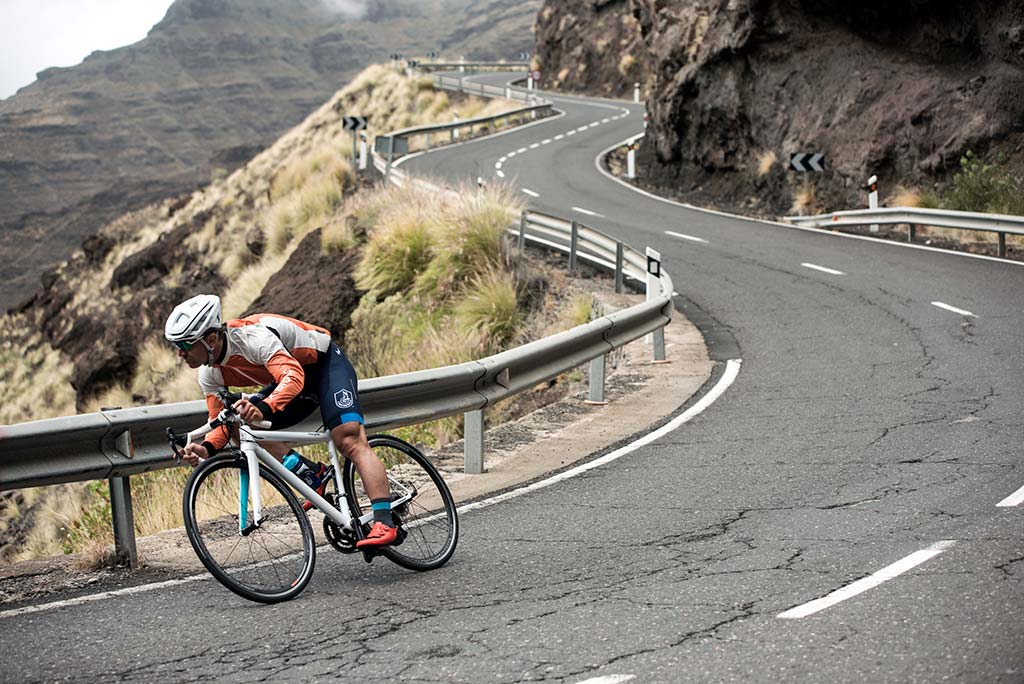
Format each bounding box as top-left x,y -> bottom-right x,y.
2,73 -> 1022,683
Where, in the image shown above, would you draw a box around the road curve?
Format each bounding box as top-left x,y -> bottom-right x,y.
1,74 -> 1022,683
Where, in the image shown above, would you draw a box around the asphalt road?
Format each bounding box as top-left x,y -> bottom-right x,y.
2,74 -> 1022,683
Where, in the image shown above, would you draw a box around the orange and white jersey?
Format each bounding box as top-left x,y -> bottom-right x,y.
198,314 -> 332,449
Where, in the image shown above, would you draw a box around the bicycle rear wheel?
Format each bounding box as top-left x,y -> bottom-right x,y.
344,434 -> 458,571
182,453 -> 316,603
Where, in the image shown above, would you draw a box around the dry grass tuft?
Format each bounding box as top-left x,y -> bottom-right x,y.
790,181 -> 820,216
618,54 -> 636,76
756,150 -> 776,177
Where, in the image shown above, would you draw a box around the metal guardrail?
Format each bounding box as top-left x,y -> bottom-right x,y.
785,207 -> 1024,257
416,61 -> 529,73
0,68 -> 672,565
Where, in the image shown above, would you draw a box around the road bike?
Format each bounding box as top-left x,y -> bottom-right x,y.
167,390 -> 458,603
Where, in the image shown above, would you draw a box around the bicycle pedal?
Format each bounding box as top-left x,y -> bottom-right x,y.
362,550 -> 375,564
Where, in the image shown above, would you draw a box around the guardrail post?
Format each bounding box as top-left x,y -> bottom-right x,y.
109,476 -> 138,568
569,221 -> 579,271
464,409 -> 484,474
587,355 -> 607,404
998,232 -> 1007,258
646,247 -> 667,362
425,132 -> 431,150
518,211 -> 528,253
615,242 -> 624,294
452,112 -> 460,141
908,224 -> 915,244
385,135 -> 395,181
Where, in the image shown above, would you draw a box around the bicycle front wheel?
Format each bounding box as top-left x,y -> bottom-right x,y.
182,453 -> 316,603
344,435 -> 459,571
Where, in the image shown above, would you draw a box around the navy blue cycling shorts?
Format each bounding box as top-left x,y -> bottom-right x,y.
265,343 -> 364,431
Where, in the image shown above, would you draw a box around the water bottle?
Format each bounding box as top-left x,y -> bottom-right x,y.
283,453 -> 321,490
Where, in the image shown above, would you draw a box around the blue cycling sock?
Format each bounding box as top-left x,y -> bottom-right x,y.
371,498 -> 394,527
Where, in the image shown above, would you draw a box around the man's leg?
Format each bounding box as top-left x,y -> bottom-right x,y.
332,421 -> 397,548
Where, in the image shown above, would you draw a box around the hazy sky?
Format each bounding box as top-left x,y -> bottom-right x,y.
0,0 -> 175,99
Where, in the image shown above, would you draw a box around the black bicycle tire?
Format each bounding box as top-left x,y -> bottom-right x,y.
343,434 -> 459,571
182,453 -> 316,603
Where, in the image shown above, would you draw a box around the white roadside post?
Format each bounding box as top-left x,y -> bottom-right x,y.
627,142 -> 637,179
358,132 -> 368,171
646,247 -> 667,362
634,82 -> 640,103
868,175 -> 879,232
452,112 -> 460,141
527,74 -> 534,90
459,55 -> 465,73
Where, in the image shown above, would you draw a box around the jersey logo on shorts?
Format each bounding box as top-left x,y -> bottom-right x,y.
334,389 -> 354,409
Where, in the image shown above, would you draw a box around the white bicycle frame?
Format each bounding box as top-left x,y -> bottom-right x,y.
186,416 -> 414,535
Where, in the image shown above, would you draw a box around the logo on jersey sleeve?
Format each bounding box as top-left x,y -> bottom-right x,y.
334,389 -> 354,409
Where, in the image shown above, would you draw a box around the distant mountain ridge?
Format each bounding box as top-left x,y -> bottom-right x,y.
0,0 -> 539,305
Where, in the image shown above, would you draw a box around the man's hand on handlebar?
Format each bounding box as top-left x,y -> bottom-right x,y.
182,442 -> 208,467
232,398 -> 265,426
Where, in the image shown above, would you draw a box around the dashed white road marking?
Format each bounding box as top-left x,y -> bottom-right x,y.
554,134 -> 565,140
777,540 -> 956,619
665,230 -> 709,244
522,188 -> 539,198
516,147 -> 527,154
0,360 -> 744,621
576,126 -> 589,132
542,138 -> 552,144
496,170 -> 505,178
601,117 -> 611,123
566,130 -> 577,136
931,301 -> 977,317
495,162 -> 502,169
576,676 -> 635,684
801,262 -> 845,276
996,483 -> 1024,507
572,206 -> 605,218
530,142 -> 540,149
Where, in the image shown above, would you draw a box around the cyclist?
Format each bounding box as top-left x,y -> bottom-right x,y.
164,293 -> 397,549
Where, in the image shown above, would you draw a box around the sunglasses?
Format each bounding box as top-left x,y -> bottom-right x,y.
173,340 -> 196,352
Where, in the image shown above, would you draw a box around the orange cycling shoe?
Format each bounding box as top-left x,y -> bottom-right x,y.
355,521 -> 398,548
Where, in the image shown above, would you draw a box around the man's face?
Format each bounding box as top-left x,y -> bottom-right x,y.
176,338 -> 209,368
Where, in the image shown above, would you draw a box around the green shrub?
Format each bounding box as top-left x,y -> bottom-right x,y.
355,212 -> 436,297
945,151 -> 1024,215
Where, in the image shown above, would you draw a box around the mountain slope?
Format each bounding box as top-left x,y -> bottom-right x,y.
0,0 -> 540,305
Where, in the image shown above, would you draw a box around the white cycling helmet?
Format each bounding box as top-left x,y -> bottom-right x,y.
165,294 -> 222,345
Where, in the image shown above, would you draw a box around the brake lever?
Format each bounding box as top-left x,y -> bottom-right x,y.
166,427 -> 186,465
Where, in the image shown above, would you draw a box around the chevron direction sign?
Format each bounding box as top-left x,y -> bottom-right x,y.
790,152 -> 825,172
343,116 -> 368,131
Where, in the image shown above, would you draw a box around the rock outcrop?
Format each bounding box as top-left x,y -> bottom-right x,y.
535,0 -> 1024,214
0,0 -> 539,306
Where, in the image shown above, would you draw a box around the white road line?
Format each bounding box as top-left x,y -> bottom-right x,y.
665,230 -> 709,244
521,188 -> 539,198
602,117 -> 611,123
554,134 -> 565,140
507,151 -> 516,158
777,540 -> 956,619
496,170 -> 505,178
566,130 -> 577,136
494,162 -> 502,169
997,483 -> 1024,507
0,360 -> 744,621
498,156 -> 507,163
516,147 -> 527,154
542,138 -> 552,144
576,126 -> 589,132
931,301 -> 977,317
530,142 -> 540,149
576,676 -> 635,684
572,206 -> 605,218
801,262 -> 845,276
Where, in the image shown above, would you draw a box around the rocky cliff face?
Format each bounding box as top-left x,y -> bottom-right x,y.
535,0 -> 1024,214
0,0 -> 539,306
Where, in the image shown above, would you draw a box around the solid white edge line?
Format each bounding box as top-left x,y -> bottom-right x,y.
572,206 -> 605,218
665,230 -> 709,244
458,359 -> 742,516
522,188 -> 540,198
576,675 -> 636,684
801,262 -> 845,276
777,540 -> 956,619
592,136 -> 1024,268
1,360 -> 743,621
996,483 -> 1024,507
931,301 -> 977,317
